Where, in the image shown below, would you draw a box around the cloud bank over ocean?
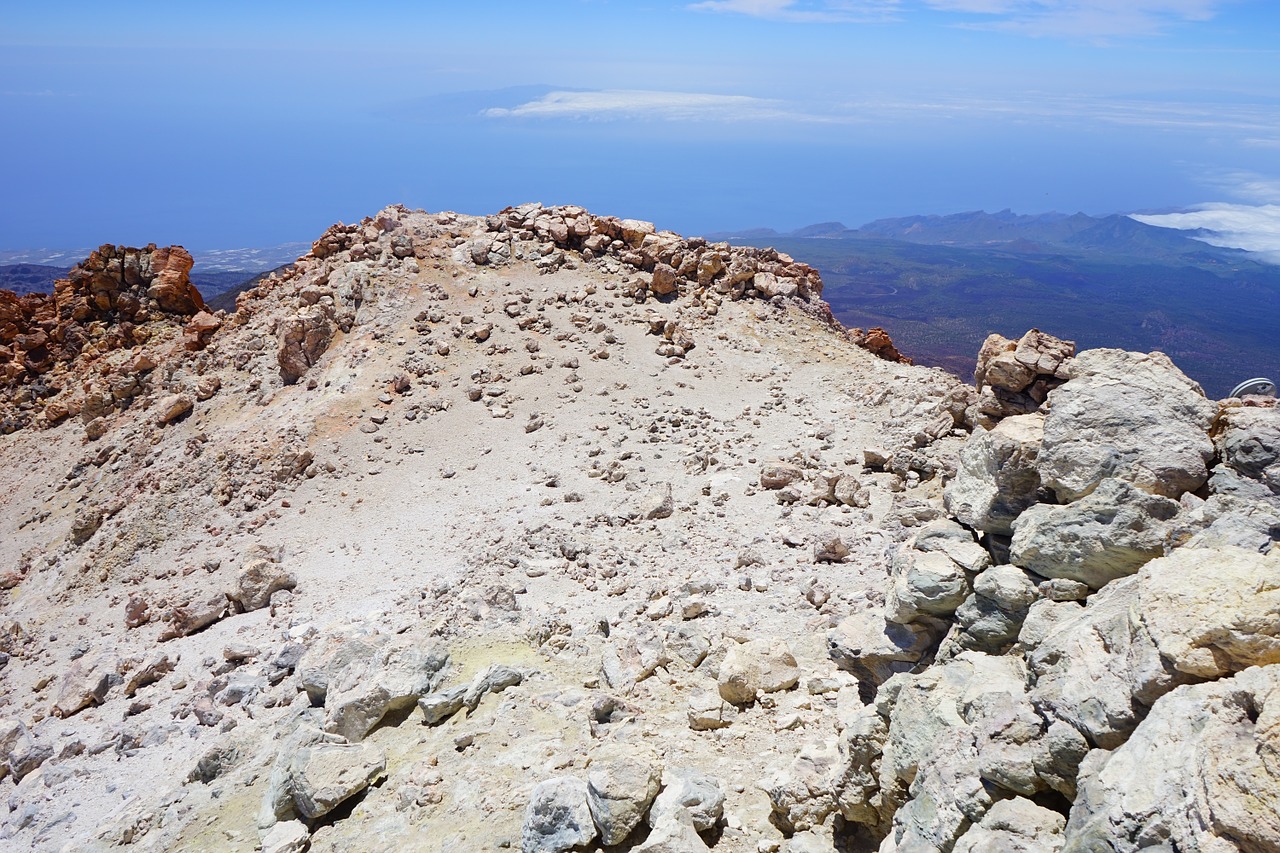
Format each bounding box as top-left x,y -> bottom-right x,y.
1133,203 -> 1280,262
479,87 -> 1280,140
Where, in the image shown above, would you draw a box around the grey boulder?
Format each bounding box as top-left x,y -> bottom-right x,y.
1010,478 -> 1180,590
1037,348 -> 1216,502
586,745 -> 662,845
945,413 -> 1045,535
1215,402 -> 1280,493
521,776 -> 597,853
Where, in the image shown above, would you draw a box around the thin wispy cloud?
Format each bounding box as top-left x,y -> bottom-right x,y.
945,0 -> 1224,39
481,89 -> 831,123
481,87 -> 1280,140
687,0 -> 902,23
1050,96 -> 1280,135
1132,203 -> 1280,262
834,91 -> 1280,138
1197,169 -> 1280,204
691,0 -> 1229,37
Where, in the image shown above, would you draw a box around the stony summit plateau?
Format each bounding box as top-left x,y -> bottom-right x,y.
0,203 -> 1277,852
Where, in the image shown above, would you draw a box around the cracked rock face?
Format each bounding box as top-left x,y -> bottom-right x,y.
1038,348 -> 1217,502
945,413 -> 1045,535
1010,477 -> 1181,590
1024,545 -> 1280,752
1066,665 -> 1280,853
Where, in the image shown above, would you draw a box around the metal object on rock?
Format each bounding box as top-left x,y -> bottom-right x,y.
1230,377 -> 1277,398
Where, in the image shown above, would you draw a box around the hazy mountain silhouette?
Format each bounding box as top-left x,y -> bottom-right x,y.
711,209 -> 1237,265
710,210 -> 1280,397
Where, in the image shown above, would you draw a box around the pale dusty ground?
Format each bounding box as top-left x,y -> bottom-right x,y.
0,214 -> 968,852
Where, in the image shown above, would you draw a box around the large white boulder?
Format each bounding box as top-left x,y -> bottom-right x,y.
945,413 -> 1045,535
1037,349 -> 1216,502
1065,665 -> 1280,852
1010,478 -> 1180,590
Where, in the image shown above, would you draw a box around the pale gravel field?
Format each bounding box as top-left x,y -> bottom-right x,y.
0,208 -> 966,852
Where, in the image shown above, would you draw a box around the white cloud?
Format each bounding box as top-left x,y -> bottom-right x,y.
928,1 -> 1224,38
689,0 -> 1228,37
1133,203 -> 1280,263
482,89 -> 828,123
1197,170 -> 1280,204
481,88 -> 1280,142
687,0 -> 901,23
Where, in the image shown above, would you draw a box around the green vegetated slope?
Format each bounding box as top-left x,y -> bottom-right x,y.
206,265 -> 293,313
0,264 -> 69,295
756,237 -> 1280,399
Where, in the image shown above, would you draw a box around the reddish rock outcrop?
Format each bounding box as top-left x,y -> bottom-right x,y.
850,326 -> 912,365
53,244 -> 203,324
0,244 -> 207,433
145,246 -> 202,313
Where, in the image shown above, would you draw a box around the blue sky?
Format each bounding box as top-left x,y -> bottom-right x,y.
2,1 -> 1279,251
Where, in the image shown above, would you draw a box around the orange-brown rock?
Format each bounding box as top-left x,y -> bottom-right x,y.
56,243 -> 203,325
651,263 -> 679,296
0,244 -> 208,434
147,246 -> 203,314
852,326 -> 912,364
183,310 -> 222,351
974,328 -> 1075,422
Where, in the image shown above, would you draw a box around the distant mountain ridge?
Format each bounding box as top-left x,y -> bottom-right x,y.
708,209 -> 1243,266
0,243 -> 311,302
0,242 -> 310,273
708,209 -> 1280,398
0,264 -> 67,296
